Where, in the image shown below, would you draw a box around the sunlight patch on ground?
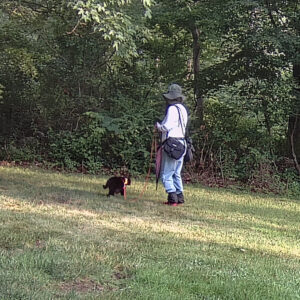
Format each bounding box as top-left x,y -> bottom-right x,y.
1,187 -> 299,260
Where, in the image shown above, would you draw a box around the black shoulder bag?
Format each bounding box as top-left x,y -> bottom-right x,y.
163,137 -> 185,160
184,131 -> 195,163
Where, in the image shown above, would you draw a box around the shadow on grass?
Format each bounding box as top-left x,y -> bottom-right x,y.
1,201 -> 299,273
1,167 -> 299,257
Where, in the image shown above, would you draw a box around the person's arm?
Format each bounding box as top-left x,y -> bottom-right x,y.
156,106 -> 178,132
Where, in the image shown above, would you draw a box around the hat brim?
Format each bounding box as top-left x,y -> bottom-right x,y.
163,91 -> 186,101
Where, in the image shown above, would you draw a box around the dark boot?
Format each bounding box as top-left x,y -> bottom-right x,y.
177,192 -> 184,204
164,192 -> 178,205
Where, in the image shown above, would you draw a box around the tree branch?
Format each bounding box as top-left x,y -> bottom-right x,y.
67,20 -> 81,35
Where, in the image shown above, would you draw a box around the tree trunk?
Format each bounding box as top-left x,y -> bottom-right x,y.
191,25 -> 203,124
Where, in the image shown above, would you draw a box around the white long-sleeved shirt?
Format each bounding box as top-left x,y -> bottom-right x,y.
156,104 -> 188,142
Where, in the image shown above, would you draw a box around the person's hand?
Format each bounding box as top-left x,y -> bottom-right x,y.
155,122 -> 161,130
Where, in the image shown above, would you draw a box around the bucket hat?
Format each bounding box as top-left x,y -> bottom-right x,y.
163,83 -> 186,101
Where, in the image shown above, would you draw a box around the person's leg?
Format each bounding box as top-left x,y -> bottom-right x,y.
173,156 -> 184,193
173,140 -> 186,200
161,152 -> 176,193
173,156 -> 185,203
161,152 -> 178,204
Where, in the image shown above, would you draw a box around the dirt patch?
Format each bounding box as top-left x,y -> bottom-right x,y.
114,271 -> 127,280
113,265 -> 131,280
59,278 -> 105,293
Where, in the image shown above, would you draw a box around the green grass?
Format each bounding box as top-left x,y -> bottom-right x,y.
0,166 -> 299,299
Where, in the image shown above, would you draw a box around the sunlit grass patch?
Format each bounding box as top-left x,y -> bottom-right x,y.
0,166 -> 299,299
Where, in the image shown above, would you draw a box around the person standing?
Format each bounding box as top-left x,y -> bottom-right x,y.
156,83 -> 188,206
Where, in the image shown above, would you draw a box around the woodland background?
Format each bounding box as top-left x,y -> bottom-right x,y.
0,0 -> 299,195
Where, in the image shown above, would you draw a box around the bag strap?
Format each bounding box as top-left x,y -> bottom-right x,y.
176,105 -> 192,139
174,105 -> 186,138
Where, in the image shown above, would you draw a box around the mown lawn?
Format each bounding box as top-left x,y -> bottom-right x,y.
0,166 -> 299,299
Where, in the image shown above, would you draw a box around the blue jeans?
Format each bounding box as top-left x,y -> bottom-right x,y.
161,150 -> 185,194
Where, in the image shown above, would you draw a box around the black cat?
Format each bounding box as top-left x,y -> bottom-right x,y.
103,176 -> 131,197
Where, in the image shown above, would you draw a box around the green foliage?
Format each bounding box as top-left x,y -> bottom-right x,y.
282,171 -> 300,197
190,77 -> 296,188
0,138 -> 42,163
0,0 -> 299,193
48,125 -> 105,172
47,95 -> 157,173
68,0 -> 153,58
